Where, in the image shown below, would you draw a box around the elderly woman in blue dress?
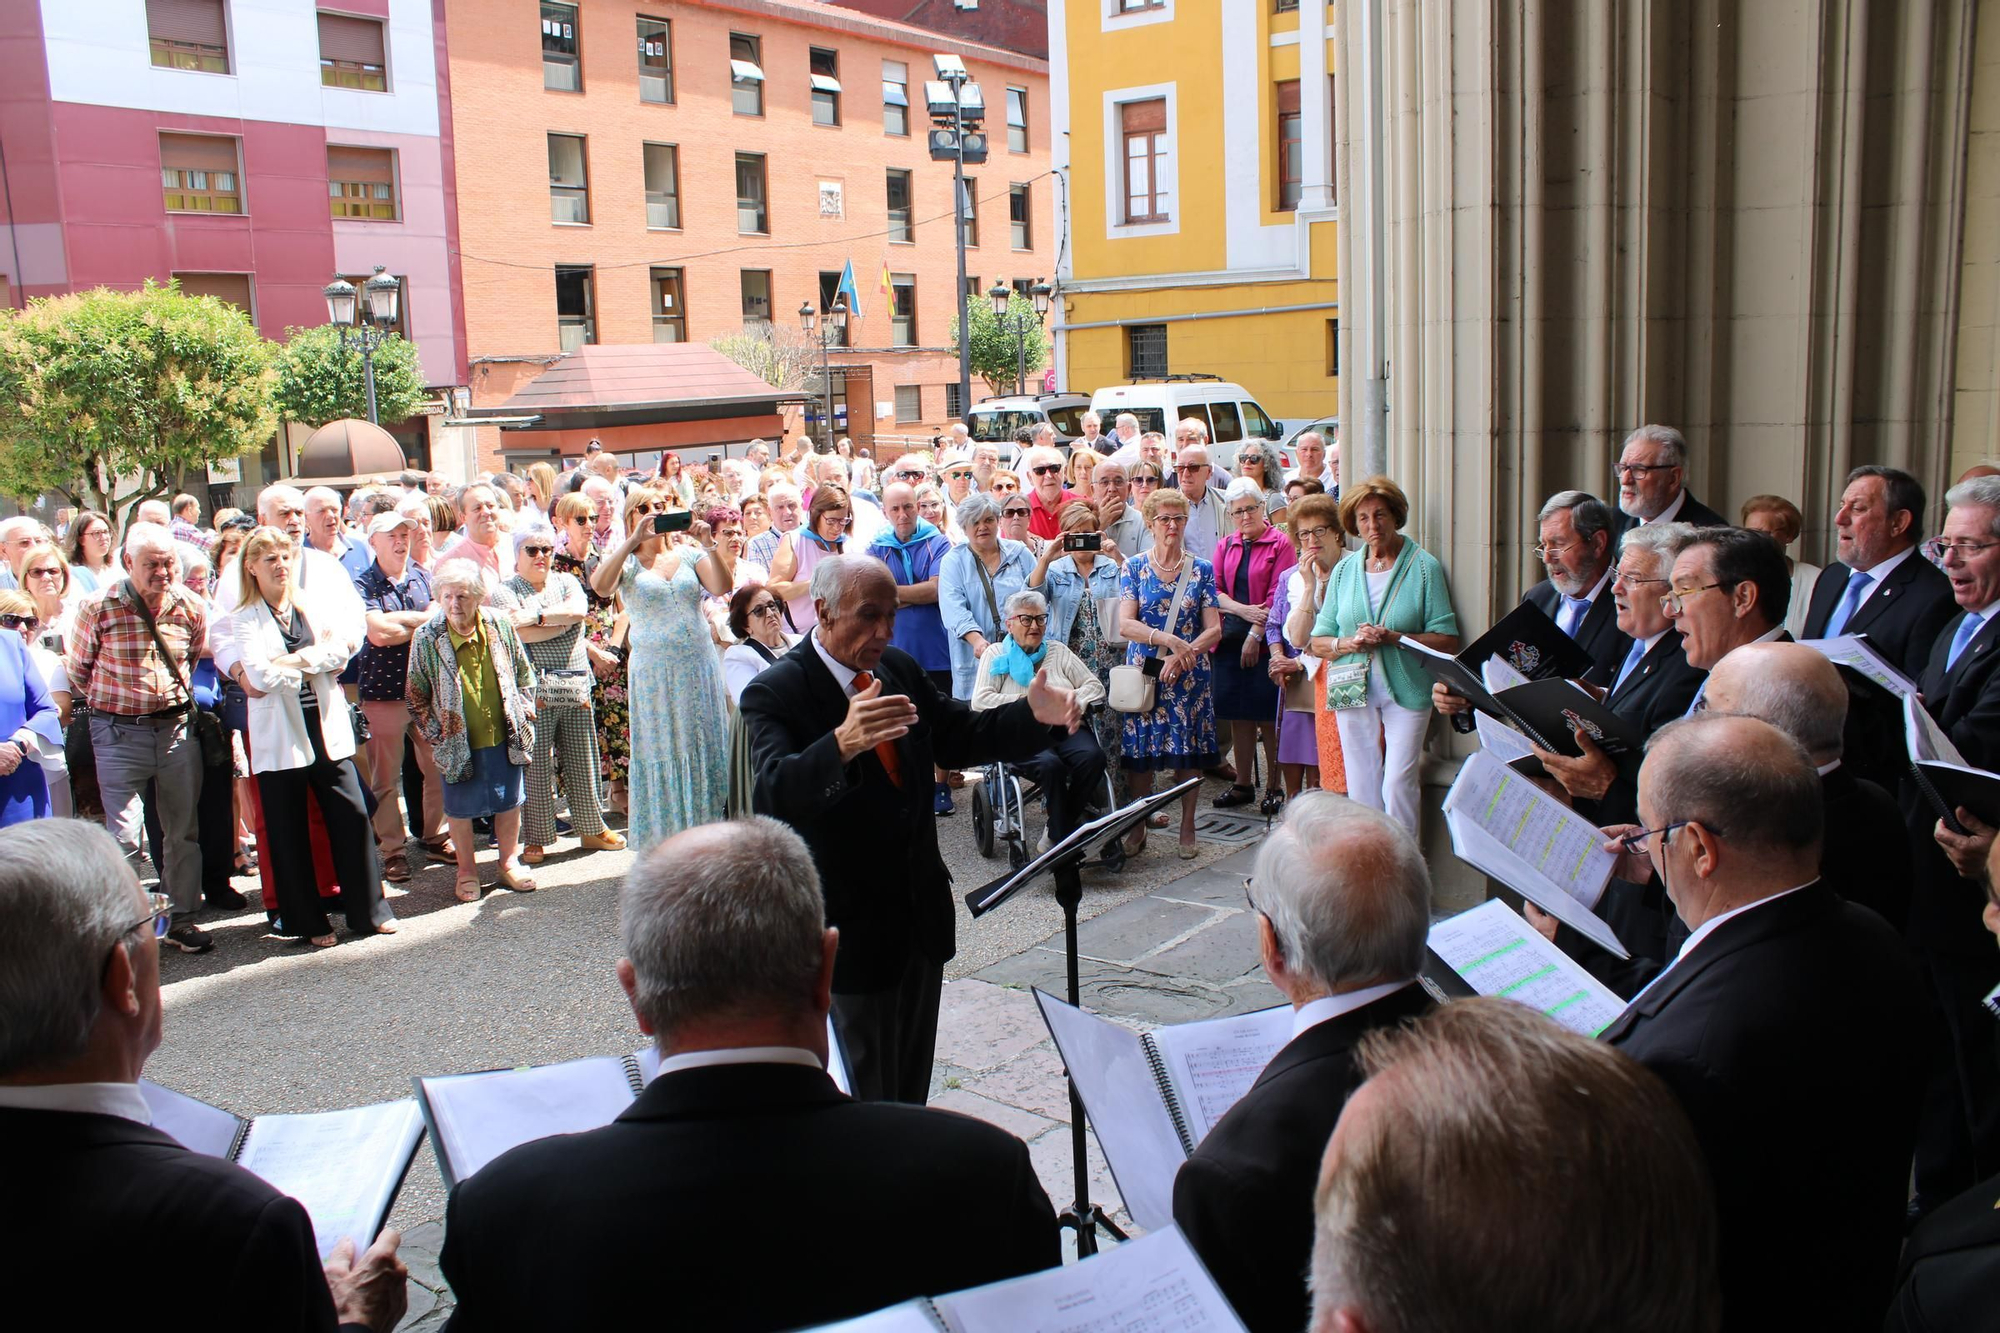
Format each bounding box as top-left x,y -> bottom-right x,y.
939,492 -> 1036,701
1118,487 -> 1223,859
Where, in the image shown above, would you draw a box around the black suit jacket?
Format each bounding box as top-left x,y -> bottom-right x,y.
740,640 -> 1053,992
439,1063 -> 1059,1332
1606,885 -> 1928,1332
1523,577 -> 1630,686
1804,552 -> 1958,680
0,1107 -> 351,1333
1583,629 -> 1707,827
1823,763 -> 1911,933
1172,985 -> 1434,1333
1905,610 -> 2000,956
1886,1171 -> 2000,1332
1612,489 -> 1729,545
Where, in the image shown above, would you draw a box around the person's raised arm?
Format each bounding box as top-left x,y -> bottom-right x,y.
1028,537 -> 1062,589
763,533 -> 809,602
590,527 -> 649,600
691,546 -> 732,598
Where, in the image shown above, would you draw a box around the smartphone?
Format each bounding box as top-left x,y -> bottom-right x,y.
708,452 -> 722,466
1062,532 -> 1102,553
1141,656 -> 1165,679
653,510 -> 693,535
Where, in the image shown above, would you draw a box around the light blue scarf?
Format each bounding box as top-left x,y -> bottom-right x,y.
995,635 -> 1049,687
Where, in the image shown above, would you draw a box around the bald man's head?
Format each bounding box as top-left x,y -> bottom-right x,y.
1704,642 -> 1848,765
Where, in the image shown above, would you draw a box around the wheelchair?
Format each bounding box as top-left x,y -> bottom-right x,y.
970,730 -> 1122,871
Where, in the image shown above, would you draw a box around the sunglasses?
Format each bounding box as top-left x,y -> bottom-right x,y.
1002,507 -> 1031,518
750,602 -> 784,618
520,544 -> 553,556
1030,464 -> 1063,476
0,614 -> 40,631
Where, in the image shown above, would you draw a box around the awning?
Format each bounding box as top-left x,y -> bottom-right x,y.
463,343 -> 807,434
810,74 -> 842,93
730,59 -> 764,82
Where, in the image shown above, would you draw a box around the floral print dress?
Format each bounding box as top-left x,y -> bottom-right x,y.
556,549 -> 629,785
1119,554 -> 1220,771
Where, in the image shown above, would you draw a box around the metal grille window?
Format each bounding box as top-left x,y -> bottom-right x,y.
894,386 -> 922,423
160,133 -> 241,214
548,134 -> 589,224
556,265 -> 595,350
810,48 -> 841,127
651,267 -> 685,342
740,270 -> 771,326
637,16 -> 673,103
1006,86 -> 1028,153
886,169 -> 913,243
1120,99 -> 1169,223
735,152 -> 767,234
890,274 -> 917,347
148,0 -> 229,73
643,142 -> 679,229
1275,0 -> 1299,11
1276,80 -> 1302,210
327,146 -> 396,220
731,34 -> 764,116
883,60 -> 909,136
318,13 -> 385,90
1127,323 -> 1167,378
542,2 -> 580,91
945,382 -> 964,418
1010,184 -> 1031,250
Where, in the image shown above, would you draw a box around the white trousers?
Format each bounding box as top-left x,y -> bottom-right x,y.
1333,696 -> 1431,836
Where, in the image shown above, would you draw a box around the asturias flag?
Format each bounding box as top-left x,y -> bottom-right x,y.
835,260 -> 861,320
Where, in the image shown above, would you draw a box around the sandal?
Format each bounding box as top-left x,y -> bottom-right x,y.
1177,839 -> 1200,859
454,876 -> 483,904
497,863 -> 538,893
1212,783 -> 1256,809
1123,829 -> 1148,857
1259,789 -> 1286,817
232,851 -> 258,875
309,933 -> 338,949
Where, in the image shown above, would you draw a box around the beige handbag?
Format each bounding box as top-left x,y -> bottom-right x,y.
1108,563 -> 1193,714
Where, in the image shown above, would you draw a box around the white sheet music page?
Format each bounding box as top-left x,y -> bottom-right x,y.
1906,693 -> 1971,767
1427,900 -> 1627,1038
138,1080 -> 242,1159
937,1226 -> 1245,1333
808,1301 -> 944,1332
1034,991 -> 1188,1233
1800,635 -> 1919,699
1146,1007 -> 1291,1146
235,1099 -> 424,1259
1473,711 -> 1538,765
419,1056 -> 636,1183
1481,655 -> 1532,691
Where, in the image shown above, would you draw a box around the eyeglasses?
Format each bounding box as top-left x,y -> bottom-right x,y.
1030,463 -> 1064,476
1613,569 -> 1668,588
751,601 -> 784,618
1131,476 -> 1161,487
1616,461 -> 1678,479
629,504 -> 657,516
1228,505 -> 1263,519
1010,614 -> 1048,627
1532,539 -> 1580,560
1243,875 -> 1263,915
943,469 -> 972,481
520,545 -> 553,556
1153,514 -> 1189,526
1925,537 -> 2000,562
0,614 -> 40,631
1660,582 -> 1729,616
23,567 -> 62,581
1002,507 -> 1031,518
1176,463 -> 1209,474
1618,821 -> 1694,855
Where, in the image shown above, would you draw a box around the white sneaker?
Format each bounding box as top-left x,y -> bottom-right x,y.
1036,828 -> 1053,856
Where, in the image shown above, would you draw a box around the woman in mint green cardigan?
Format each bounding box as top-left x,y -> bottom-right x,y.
1308,477 -> 1459,833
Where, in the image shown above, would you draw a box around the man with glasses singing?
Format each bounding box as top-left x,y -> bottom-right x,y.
1610,424 -> 1726,540
1663,525 -> 1791,702
1600,714 -> 1926,1332
1018,445 -> 1077,541
0,819 -> 410,1331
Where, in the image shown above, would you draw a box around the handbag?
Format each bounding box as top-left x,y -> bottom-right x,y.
126,581 -> 229,769
536,668 -> 593,709
1108,561 -> 1194,714
1324,556 -> 1416,711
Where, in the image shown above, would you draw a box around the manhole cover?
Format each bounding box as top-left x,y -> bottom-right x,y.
1190,811 -> 1269,846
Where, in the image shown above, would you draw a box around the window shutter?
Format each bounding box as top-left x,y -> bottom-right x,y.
173,273 -> 253,310
160,132 -> 239,173
147,0 -> 226,45
327,146 -> 393,184
317,13 -> 385,65
1120,98 -> 1166,134
1276,80 -> 1301,115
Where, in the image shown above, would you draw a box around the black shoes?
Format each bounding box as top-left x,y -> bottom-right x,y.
164,918 -> 215,953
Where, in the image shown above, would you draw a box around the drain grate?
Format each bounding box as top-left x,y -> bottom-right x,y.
1190,811 -> 1270,846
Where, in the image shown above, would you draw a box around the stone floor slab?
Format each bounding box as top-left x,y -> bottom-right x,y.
930,1086 -> 1060,1143
958,1041 -> 1076,1123
1129,912 -> 1263,986
1071,896 -> 1215,965
933,978 -> 1050,1073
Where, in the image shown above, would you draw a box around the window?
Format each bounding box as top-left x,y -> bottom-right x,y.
636,16 -> 673,103
962,178 -> 979,247
818,272 -> 850,347
731,34 -> 764,116
740,270 -> 771,326
318,13 -> 386,91
547,134 -> 589,223
886,169 -> 913,243
1006,86 -> 1028,153
894,386 -> 922,423
1121,99 -> 1169,223
159,133 -> 241,214
890,274 -> 917,347
1127,323 -> 1167,378
883,60 -> 910,136
172,272 -> 253,315
1118,0 -> 1166,10
1275,0 -> 1299,11
148,0 -> 229,73
1326,318 -> 1339,376
963,276 -> 982,300
945,382 -> 964,418
651,267 -> 685,342
1010,184 -> 1031,250
542,2 -> 580,91
643,142 -> 679,229
810,48 -> 841,127
1276,80 -> 1302,210
735,152 -> 767,234
1207,402 -> 1243,443
1241,400 -> 1277,439
327,146 -> 396,220
556,265 -> 595,350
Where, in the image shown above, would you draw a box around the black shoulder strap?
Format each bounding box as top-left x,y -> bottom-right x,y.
124,581 -> 194,709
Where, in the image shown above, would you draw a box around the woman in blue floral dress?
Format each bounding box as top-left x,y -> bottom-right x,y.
1117,489 -> 1223,858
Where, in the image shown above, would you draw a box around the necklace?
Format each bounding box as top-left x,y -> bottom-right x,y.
1152,552 -> 1185,577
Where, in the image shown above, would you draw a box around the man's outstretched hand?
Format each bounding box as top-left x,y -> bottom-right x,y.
835,675 -> 919,763
1027,667 -> 1083,733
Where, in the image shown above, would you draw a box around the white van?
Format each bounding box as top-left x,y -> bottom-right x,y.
1089,376 -> 1293,472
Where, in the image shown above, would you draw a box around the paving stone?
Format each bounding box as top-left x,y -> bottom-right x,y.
959,1041 -> 1076,1122
934,978 -> 1051,1073
1129,912 -> 1264,986
1218,972 -> 1287,1014
1025,1121 -> 1124,1221
930,1086 -> 1060,1142
1079,972 -> 1230,1025
969,941 -> 1069,989
1071,896 -> 1213,965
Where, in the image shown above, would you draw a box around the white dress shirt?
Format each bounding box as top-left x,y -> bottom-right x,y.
811,629 -> 862,695
0,1080 -> 152,1124
652,1046 -> 824,1080
1291,980 -> 1417,1039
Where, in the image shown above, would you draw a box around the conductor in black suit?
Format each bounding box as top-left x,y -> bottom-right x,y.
740,554 -> 1084,1103
1603,715 -> 1927,1331
1172,792 -> 1434,1333
1610,423 -> 1727,541
1802,466 -> 1956,679
1522,490 -> 1629,684
0,820 -> 408,1333
440,818 -> 1058,1331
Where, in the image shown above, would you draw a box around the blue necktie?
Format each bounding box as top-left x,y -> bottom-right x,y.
1612,638 -> 1648,694
1822,568 -> 1873,638
1558,595 -> 1591,638
1947,614 -> 1985,671
1685,678 -> 1708,717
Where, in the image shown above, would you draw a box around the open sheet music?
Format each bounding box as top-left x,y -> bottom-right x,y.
1034,992 -> 1289,1231
1800,634 -> 1920,699
806,1226 -> 1246,1333
1425,899 -> 1627,1037
1903,693 -> 2000,829
415,1018 -> 850,1189
1441,751 -> 1628,957
139,1081 -> 424,1259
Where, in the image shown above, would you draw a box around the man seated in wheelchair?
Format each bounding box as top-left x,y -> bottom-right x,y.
972,589 -> 1109,849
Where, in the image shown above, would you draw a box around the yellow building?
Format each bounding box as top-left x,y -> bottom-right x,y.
1048,0 -> 1339,419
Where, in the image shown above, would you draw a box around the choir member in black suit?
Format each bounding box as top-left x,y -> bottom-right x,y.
1307,999 -> 1720,1333
0,819 -> 407,1333
440,818 -> 1059,1332
1801,466 -> 1957,680
1173,793 -> 1434,1333
740,555 -> 1081,1103
1610,424 -> 1728,543
1604,715 -> 1927,1331
1522,490 -> 1629,685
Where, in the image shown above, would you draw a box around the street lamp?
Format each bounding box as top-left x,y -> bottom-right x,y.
989,278 -> 1054,395
927,53 -> 987,420
799,296 -> 849,452
321,265 -> 402,424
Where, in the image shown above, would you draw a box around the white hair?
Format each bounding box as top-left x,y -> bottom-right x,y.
1021,445 -> 1064,474
956,491 -> 1004,529
0,516 -> 40,542
431,558 -> 487,596
1223,477 -> 1267,506
1176,417 -> 1210,440
1250,793 -> 1431,990
767,482 -> 802,506
809,553 -> 889,621
303,486 -> 342,509
1003,588 -> 1047,618
123,521 -> 176,560
258,485 -> 304,522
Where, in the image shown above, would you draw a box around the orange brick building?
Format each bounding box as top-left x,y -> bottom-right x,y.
444,0 -> 1052,470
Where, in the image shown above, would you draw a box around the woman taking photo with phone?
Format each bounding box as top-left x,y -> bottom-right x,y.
590,486 -> 731,853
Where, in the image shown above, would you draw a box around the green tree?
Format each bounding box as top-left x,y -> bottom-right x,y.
950,297 -> 1049,396
272,323 -> 429,428
0,280 -> 277,526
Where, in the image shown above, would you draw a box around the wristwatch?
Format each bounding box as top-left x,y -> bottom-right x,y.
535,608 -> 545,626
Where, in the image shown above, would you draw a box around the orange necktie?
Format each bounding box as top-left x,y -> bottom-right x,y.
850,672 -> 905,788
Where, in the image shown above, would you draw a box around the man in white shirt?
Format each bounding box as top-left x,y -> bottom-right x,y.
1287,431 -> 1337,493
1175,794 -> 1436,1333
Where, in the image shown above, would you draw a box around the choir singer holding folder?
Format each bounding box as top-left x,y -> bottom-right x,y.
0,819 -> 408,1333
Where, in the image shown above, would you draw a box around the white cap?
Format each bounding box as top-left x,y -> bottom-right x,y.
366,511 -> 417,537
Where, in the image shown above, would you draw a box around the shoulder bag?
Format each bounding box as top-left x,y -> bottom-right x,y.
1109,561 -> 1194,714
1324,555 -> 1415,711
125,582 -> 229,769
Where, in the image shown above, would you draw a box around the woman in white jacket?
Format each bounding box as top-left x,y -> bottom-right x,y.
227,526 -> 394,948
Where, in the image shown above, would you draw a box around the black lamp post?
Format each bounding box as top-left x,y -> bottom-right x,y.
989,278 -> 1053,396
927,55 -> 988,419
321,266 -> 402,424
799,296 -> 849,452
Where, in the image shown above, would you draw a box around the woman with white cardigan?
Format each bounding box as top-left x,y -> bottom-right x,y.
227,526 -> 394,948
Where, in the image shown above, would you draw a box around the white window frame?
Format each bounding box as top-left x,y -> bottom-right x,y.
1103,84 -> 1178,239
1102,0 -> 1175,32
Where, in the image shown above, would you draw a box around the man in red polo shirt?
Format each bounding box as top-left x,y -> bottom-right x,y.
1020,444 -> 1076,541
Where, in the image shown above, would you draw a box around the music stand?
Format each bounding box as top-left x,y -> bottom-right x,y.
965,776 -> 1203,1256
